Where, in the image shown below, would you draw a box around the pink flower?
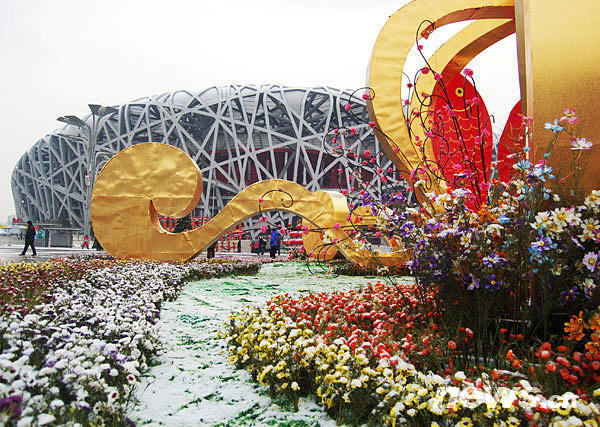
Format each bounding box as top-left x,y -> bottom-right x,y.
409,168 -> 417,182
333,128 -> 339,134
341,189 -> 348,195
463,68 -> 474,77
261,225 -> 268,233
434,73 -> 442,81
344,103 -> 352,111
369,121 -> 376,128
421,67 -> 430,74
350,127 -> 356,135
364,149 -> 371,157
334,223 -> 340,230
258,197 -> 264,203
362,93 -> 370,100
561,108 -> 578,124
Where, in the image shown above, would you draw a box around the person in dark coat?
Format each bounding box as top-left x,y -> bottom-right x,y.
206,241 -> 217,259
258,237 -> 266,256
20,221 -> 37,256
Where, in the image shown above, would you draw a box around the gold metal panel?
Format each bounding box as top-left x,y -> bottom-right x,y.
514,0 -> 600,198
367,0 -> 514,200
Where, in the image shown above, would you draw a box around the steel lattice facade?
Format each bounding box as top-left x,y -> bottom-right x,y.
11,84 -> 395,235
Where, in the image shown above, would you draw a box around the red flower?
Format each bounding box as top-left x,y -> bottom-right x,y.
448,340 -> 457,349
546,361 -> 557,372
556,356 -> 571,368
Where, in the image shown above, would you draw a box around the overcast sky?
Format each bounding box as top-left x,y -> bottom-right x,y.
0,0 -> 520,223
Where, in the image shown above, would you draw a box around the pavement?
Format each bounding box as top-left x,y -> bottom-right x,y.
0,244 -> 288,265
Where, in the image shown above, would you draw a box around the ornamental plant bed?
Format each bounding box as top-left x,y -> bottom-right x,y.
225,281 -> 600,425
0,258 -> 262,425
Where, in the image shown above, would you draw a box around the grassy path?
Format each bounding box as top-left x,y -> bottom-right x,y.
130,263 -> 395,426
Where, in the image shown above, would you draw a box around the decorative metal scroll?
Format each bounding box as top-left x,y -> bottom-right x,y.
91,143 -> 408,266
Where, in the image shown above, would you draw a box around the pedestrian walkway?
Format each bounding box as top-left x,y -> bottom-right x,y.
0,245 -> 105,264
0,244 -> 288,265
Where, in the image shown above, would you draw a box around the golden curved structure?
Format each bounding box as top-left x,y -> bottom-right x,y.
302,190 -> 409,267
92,143 -> 336,262
369,0 -> 600,201
91,143 -> 408,266
368,0 -> 514,201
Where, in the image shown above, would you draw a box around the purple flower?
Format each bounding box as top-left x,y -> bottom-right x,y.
485,274 -> 502,291
467,276 -> 480,290
0,395 -> 23,420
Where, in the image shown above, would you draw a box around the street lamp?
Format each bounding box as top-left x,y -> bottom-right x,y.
57,104 -> 118,238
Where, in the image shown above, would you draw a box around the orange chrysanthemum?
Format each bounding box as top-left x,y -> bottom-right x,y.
588,313 -> 600,334
585,333 -> 600,357
564,311 -> 585,341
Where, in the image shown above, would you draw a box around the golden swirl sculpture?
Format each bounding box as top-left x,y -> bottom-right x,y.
91,143 -> 408,265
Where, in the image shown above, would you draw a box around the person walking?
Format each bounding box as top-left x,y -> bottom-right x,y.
269,229 -> 279,258
82,234 -> 89,249
20,221 -> 37,256
206,240 -> 217,259
258,236 -> 266,256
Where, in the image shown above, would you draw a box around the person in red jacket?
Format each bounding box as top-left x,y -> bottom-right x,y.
82,234 -> 89,249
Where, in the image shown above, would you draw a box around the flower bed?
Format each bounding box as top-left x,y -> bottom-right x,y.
225,281 -> 600,425
0,258 -> 261,426
0,258 -> 114,315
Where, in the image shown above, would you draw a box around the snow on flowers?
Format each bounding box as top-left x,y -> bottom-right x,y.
0,258 -> 261,426
224,282 -> 600,426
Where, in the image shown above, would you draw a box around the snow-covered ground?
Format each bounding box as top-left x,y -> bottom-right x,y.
130,262 -> 390,426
